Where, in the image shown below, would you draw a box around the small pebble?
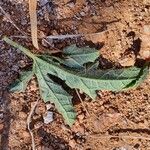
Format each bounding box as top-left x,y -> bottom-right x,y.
46,103 -> 53,110
67,2 -> 75,8
43,111 -> 53,124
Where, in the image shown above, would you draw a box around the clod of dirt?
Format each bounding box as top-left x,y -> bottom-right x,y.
20,131 -> 31,143
18,111 -> 27,119
69,139 -> 77,149
77,114 -> 85,123
35,103 -> 46,115
72,121 -> 85,135
143,25 -> 150,35
143,0 -> 150,5
140,25 -> 150,60
119,53 -> 135,67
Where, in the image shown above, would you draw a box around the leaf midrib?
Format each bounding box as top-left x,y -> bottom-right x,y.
36,57 -> 138,82
65,51 -> 99,57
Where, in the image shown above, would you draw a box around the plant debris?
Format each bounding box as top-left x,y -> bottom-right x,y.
3,37 -> 149,126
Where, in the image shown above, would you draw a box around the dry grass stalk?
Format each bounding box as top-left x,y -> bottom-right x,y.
29,0 -> 39,49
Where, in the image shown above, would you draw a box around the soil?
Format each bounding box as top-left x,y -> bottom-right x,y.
0,0 -> 150,150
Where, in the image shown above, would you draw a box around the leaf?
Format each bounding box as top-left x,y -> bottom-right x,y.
33,53 -> 148,99
125,64 -> 149,89
3,37 -> 76,126
3,37 -> 150,126
135,64 -> 149,86
45,62 -> 147,99
80,61 -> 99,74
10,71 -> 33,92
29,0 -> 39,49
62,45 -> 99,69
34,62 -> 76,126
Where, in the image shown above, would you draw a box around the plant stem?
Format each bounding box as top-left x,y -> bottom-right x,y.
3,37 -> 35,59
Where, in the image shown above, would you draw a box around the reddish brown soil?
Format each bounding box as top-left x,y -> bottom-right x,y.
0,0 -> 150,150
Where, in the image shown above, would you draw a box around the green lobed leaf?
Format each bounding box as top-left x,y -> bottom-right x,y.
62,44 -> 99,69
134,64 -> 149,86
3,37 -> 150,126
3,37 -> 76,126
125,64 -> 149,89
36,57 -> 149,99
34,61 -> 76,126
9,71 -> 33,92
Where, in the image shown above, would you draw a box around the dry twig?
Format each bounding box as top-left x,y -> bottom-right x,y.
75,89 -> 90,116
11,29 -> 111,40
45,29 -> 111,40
29,0 -> 39,49
27,99 -> 39,150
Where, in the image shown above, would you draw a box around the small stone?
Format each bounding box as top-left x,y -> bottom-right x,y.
46,103 -> 53,110
115,147 -> 129,150
43,111 -> 53,124
80,11 -> 86,17
40,0 -> 49,6
67,2 -> 75,8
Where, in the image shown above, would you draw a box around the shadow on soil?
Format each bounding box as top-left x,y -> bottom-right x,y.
109,128 -> 150,135
37,128 -> 70,150
0,91 -> 11,150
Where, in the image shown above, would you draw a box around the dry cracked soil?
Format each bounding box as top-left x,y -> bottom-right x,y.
0,0 -> 150,150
